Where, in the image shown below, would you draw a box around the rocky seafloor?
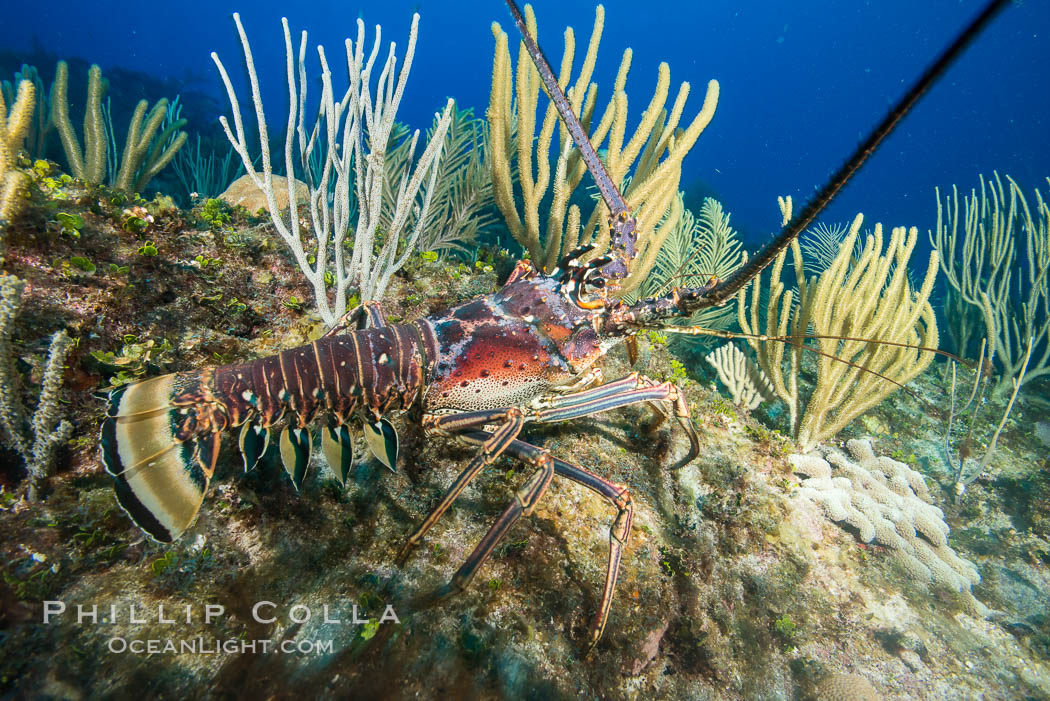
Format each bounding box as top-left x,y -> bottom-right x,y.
1,171 -> 1048,700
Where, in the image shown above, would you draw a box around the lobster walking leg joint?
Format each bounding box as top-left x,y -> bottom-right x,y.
398,408 -> 526,563
517,454 -> 553,517
444,450 -> 556,597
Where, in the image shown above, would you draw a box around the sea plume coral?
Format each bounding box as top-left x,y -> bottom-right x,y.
211,12 -> 454,322
0,275 -> 73,500
488,4 -> 719,293
930,172 -> 1049,394
50,61 -> 187,192
704,342 -> 773,410
739,201 -> 938,451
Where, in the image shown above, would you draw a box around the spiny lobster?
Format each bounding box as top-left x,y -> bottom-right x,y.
99,0 -> 1008,651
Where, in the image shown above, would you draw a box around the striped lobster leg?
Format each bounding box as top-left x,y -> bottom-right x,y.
395,375 -> 691,647
439,430 -> 633,654
400,376 -> 693,559
396,408 -> 527,562
529,372 -> 700,460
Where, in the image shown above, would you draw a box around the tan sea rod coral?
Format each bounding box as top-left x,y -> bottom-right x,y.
488,4 -> 718,295
0,79 -> 35,231
739,199 -> 939,451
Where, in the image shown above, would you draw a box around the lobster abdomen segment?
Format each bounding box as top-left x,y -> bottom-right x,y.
218,326 -> 426,425
100,324 -> 430,541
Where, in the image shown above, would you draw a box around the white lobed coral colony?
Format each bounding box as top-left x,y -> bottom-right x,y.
790,439 -> 982,600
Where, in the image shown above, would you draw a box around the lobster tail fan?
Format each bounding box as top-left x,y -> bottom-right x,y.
279,426 -> 312,491
363,418 -> 398,472
100,374 -> 219,542
322,421 -> 356,486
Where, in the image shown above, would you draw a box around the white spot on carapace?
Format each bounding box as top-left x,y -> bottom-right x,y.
242,390 -> 254,401
378,353 -> 389,364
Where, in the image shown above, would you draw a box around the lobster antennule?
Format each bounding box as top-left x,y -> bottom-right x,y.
100,373 -> 220,542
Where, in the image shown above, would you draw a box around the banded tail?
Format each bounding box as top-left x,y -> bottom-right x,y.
100,373 -> 220,542
99,326 -> 423,541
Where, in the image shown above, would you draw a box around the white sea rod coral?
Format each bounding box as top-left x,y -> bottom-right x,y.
704,342 -> 774,410
791,439 -> 982,600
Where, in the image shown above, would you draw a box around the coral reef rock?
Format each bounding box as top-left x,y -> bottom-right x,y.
219,173 -> 309,212
815,672 -> 879,701
790,439 -> 983,603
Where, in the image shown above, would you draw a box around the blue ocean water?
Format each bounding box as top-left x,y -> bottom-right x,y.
1,0 -> 1046,243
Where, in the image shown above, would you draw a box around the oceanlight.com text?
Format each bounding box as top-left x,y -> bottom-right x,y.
106,637 -> 335,655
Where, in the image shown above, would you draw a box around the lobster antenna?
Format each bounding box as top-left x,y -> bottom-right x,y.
503,0 -> 629,220
699,0 -> 1009,305
664,327 -> 971,414
663,327 -> 971,367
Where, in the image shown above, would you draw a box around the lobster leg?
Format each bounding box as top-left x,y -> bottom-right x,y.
417,375 -> 689,647
396,408 -> 526,563
531,374 -> 700,462
449,430 -> 633,653
437,433 -> 555,596
502,259 -> 539,285
321,300 -> 388,337
550,458 -> 633,653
